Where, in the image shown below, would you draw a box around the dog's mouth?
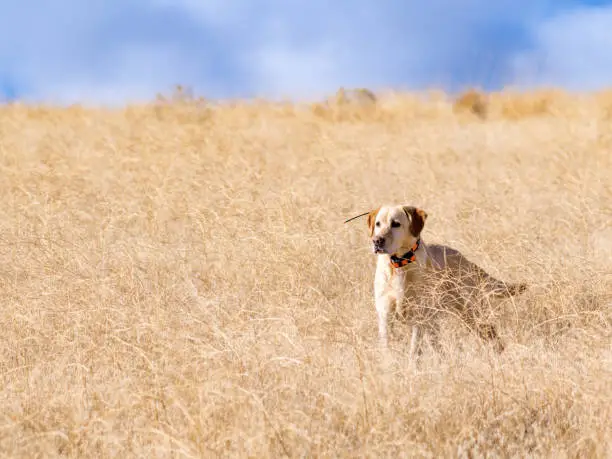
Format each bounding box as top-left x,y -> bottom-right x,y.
372,243 -> 387,254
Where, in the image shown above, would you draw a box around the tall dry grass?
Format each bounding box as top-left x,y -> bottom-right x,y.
0,88 -> 611,458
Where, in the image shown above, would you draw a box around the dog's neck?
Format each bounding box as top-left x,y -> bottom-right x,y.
389,238 -> 423,269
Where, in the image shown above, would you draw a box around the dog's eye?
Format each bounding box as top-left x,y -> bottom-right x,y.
391,221 -> 400,228
375,221 -> 381,227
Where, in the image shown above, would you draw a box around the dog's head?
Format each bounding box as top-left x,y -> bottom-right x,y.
367,205 -> 428,255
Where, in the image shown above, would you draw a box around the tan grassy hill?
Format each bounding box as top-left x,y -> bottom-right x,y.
0,88 -> 611,457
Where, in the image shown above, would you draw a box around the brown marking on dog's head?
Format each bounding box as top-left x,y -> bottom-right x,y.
367,208 -> 380,237
402,206 -> 428,236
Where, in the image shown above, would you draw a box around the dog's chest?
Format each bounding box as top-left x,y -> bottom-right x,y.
390,267 -> 421,296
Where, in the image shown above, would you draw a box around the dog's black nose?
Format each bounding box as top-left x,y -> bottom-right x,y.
373,236 -> 385,246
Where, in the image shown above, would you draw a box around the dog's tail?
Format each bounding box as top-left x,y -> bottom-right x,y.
469,262 -> 528,298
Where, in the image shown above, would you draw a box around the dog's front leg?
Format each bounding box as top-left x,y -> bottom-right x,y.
375,295 -> 395,348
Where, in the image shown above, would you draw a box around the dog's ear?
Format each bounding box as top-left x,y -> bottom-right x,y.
403,206 -> 428,236
367,208 -> 380,237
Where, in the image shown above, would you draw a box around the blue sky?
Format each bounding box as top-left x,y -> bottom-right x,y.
2,0 -> 612,105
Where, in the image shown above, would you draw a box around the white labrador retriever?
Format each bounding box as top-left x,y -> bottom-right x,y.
365,204 -> 527,360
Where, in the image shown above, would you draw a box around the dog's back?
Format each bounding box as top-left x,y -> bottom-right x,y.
424,243 -> 527,300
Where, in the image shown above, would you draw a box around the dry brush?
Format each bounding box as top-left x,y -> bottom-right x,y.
0,88 -> 610,457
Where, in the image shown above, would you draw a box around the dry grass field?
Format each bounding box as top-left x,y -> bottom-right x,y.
0,88 -> 611,458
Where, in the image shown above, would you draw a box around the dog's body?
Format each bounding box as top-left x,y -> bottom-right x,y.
367,205 -> 527,359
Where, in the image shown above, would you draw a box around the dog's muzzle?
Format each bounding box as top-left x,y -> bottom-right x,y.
372,236 -> 386,253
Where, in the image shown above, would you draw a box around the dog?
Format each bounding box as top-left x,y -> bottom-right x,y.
365,205 -> 527,360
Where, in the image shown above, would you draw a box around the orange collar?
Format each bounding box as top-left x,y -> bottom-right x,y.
389,239 -> 421,269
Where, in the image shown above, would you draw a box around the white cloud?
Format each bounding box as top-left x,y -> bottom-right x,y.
234,0 -> 542,99
29,44 -> 212,105
0,1 -> 227,104
1,0 -> 611,104
510,6 -> 612,90
247,44 -> 344,100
